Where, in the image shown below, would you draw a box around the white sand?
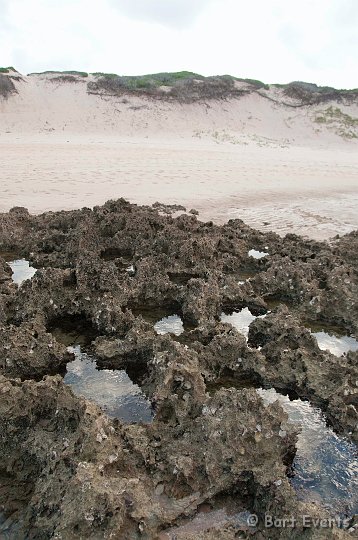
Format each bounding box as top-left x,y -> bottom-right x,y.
1,72 -> 357,239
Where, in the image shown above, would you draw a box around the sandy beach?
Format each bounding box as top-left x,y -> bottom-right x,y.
1,72 -> 358,239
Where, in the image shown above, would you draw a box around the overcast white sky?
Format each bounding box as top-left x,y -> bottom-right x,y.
1,0 -> 357,88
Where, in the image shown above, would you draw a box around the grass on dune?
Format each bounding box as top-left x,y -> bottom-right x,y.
0,67 -> 16,73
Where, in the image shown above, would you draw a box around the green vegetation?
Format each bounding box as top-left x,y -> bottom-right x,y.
296,82 -> 358,94
91,72 -> 119,79
236,77 -> 269,90
315,106 -> 358,125
314,106 -> 358,139
63,70 -> 88,77
87,72 -> 246,103
28,70 -> 88,77
90,72 -> 270,91
0,67 -> 16,73
88,72 -> 273,99
91,71 -> 203,89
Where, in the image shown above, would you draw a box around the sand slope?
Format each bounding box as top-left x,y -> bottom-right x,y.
0,71 -> 357,239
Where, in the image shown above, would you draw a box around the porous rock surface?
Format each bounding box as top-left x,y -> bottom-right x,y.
0,199 -> 357,539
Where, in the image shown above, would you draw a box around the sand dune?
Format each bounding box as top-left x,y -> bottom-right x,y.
0,70 -> 357,239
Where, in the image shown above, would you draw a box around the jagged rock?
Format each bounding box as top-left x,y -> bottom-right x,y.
0,199 -> 356,537
0,376 -> 299,539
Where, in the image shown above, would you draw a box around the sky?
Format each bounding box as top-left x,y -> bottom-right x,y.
0,0 -> 357,88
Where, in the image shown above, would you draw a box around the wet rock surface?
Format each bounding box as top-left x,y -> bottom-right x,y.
0,199 -> 357,538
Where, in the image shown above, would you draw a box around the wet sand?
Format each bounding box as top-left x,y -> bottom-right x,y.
1,134 -> 357,240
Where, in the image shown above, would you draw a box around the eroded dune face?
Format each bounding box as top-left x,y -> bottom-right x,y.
0,70 -> 357,137
0,70 -> 358,240
0,200 -> 357,538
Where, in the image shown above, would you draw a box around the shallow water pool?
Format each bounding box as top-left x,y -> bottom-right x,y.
259,388 -> 358,515
159,509 -> 251,539
220,307 -> 265,339
7,259 -> 36,286
303,321 -> 358,357
154,314 -> 184,336
312,331 -> 358,357
248,249 -> 269,259
64,346 -> 153,423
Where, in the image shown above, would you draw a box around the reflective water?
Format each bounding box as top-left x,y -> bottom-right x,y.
312,331 -> 358,357
248,249 -> 269,259
154,314 -> 184,336
0,513 -> 26,539
220,307 -> 265,339
259,388 -> 358,515
303,322 -> 358,357
7,259 -> 36,286
159,509 -> 252,539
64,346 -> 153,423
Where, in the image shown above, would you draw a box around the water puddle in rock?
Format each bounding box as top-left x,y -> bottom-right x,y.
159,508 -> 252,539
220,307 -> 265,339
259,388 -> 358,515
248,248 -> 269,259
154,314 -> 184,336
313,332 -> 358,356
131,306 -> 186,336
64,346 -> 153,423
304,321 -> 358,357
7,259 -> 36,286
